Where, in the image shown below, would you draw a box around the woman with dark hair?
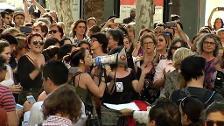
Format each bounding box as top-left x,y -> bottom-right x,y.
203,101 -> 224,126
69,48 -> 107,115
71,19 -> 88,45
48,23 -> 64,41
17,33 -> 45,104
78,40 -> 90,50
179,97 -> 204,126
213,18 -> 224,31
148,98 -> 181,126
42,84 -> 82,125
106,29 -> 124,52
0,40 -> 22,94
90,32 -> 108,57
208,7 -> 224,31
101,47 -> 147,125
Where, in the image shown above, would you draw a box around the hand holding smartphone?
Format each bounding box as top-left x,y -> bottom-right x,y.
16,104 -> 24,110
26,95 -> 36,104
166,21 -> 176,27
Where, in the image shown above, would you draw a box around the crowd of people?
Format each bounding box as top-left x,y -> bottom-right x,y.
0,0 -> 224,126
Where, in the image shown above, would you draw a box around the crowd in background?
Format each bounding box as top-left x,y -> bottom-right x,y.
0,0 -> 224,126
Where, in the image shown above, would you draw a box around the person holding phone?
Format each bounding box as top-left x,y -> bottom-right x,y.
17,33 -> 45,104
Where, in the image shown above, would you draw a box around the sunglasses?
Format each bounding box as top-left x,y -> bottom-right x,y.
49,30 -> 58,34
206,120 -> 224,126
32,40 -> 44,46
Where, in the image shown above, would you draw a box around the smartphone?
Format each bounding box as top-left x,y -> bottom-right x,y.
16,104 -> 24,110
26,95 -> 36,104
166,21 -> 176,27
218,7 -> 224,11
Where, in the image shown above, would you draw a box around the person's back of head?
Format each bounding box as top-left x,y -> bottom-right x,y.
43,37 -> 60,49
0,34 -> 18,45
42,84 -> 81,122
180,55 -> 206,82
179,97 -> 204,126
149,98 -> 181,126
43,61 -> 68,86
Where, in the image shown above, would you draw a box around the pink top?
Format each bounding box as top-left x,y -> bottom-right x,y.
153,59 -> 175,83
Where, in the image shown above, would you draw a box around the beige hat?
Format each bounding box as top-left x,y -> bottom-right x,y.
14,10 -> 25,18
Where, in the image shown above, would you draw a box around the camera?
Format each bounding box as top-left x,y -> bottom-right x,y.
166,21 -> 176,27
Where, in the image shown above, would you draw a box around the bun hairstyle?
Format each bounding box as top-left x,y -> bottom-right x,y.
42,46 -> 59,62
62,48 -> 86,67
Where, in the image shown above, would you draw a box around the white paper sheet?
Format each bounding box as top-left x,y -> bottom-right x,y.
103,102 -> 140,111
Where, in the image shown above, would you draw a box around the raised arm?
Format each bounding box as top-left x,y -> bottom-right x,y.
23,0 -> 32,23
32,0 -> 47,15
208,7 -> 218,28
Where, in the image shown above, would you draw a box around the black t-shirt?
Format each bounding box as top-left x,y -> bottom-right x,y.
170,87 -> 224,107
102,69 -> 139,104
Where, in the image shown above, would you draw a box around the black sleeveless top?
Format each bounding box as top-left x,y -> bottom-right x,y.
102,69 -> 139,104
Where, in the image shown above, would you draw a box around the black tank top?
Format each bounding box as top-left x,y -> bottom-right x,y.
103,69 -> 139,104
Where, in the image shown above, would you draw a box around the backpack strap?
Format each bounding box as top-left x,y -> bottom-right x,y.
181,88 -> 191,97
204,91 -> 216,105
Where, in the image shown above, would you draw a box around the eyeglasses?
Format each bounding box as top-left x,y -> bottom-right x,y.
204,41 -> 216,45
144,42 -> 154,45
49,30 -> 58,34
32,40 -> 44,46
206,120 -> 224,126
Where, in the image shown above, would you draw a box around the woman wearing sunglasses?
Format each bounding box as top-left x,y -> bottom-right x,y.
17,33 -> 45,104
203,101 -> 224,126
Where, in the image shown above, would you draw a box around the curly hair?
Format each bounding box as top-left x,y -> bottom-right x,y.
42,84 -> 82,122
196,33 -> 222,57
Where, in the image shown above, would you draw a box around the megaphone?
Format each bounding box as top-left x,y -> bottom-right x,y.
92,48 -> 143,66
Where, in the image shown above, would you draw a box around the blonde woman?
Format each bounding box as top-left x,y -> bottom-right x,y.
160,47 -> 194,98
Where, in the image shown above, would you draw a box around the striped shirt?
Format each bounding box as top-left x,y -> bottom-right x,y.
42,115 -> 72,126
0,85 -> 16,112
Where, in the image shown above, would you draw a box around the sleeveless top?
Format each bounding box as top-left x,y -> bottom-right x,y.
73,72 -> 92,108
103,69 -> 139,104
